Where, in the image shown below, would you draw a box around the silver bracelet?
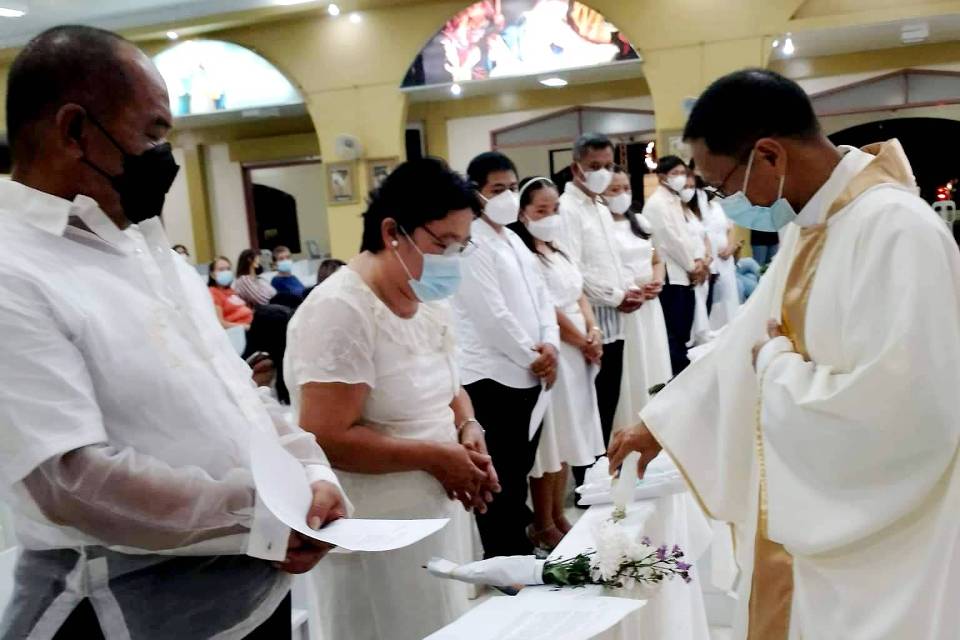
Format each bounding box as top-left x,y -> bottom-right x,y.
457,418 -> 484,434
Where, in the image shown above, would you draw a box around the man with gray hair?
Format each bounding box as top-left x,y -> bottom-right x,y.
557,134 -> 644,495
0,25 -> 348,638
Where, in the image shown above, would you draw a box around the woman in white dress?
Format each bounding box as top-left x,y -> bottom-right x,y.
284,159 -> 499,640
695,181 -> 742,330
682,172 -> 714,347
602,167 -> 673,429
507,177 -> 605,551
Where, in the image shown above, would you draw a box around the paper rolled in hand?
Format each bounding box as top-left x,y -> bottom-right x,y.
612,451 -> 641,512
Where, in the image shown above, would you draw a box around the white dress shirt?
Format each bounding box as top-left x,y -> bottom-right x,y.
0,180 -> 347,559
452,218 -> 560,389
643,185 -> 699,286
558,183 -> 631,343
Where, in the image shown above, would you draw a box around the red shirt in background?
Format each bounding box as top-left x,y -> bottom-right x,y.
209,286 -> 254,326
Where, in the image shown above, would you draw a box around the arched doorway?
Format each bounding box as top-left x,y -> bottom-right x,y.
828,117 -> 960,204
830,117 -> 960,244
400,0 -> 651,181
153,40 -> 330,269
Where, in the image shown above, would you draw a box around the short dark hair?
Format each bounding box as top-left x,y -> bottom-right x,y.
273,246 -> 290,258
656,155 -> 686,175
360,157 -> 480,253
6,25 -> 134,157
316,258 -> 346,285
466,151 -> 517,190
573,133 -> 613,162
172,244 -> 188,254
683,68 -> 821,159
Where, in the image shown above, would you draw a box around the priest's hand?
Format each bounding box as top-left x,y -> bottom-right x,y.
607,423 -> 662,479
751,320 -> 786,370
276,481 -> 346,574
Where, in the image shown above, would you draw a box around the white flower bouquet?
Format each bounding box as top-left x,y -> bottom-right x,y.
542,521 -> 692,597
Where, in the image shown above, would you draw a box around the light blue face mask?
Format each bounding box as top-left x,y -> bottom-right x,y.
276,259 -> 293,273
719,149 -> 797,232
393,229 -> 463,302
215,270 -> 234,287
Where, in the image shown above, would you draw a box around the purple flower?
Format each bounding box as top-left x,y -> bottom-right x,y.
676,561 -> 691,572
681,572 -> 692,584
656,545 -> 668,561
672,545 -> 684,558
641,536 -> 652,546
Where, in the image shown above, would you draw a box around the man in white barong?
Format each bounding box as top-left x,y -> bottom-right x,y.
609,68 -> 960,639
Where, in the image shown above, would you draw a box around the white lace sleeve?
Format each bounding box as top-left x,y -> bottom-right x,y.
288,292 -> 377,388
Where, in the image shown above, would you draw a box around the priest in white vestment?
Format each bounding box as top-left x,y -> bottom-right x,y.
609,69 -> 960,640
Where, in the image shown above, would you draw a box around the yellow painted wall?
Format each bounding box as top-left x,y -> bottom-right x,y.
3,0 -> 960,257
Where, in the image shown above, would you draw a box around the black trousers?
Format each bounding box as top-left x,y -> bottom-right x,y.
465,379 -> 542,558
660,281 -> 696,376
244,303 -> 293,404
53,593 -> 292,639
594,339 -> 625,448
571,339 -> 624,495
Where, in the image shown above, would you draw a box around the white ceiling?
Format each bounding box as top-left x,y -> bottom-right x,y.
773,13 -> 960,60
0,0 -> 328,48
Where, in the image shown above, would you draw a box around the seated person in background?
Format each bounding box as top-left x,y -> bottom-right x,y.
271,245 -> 306,299
172,243 -> 189,258
208,256 -> 253,329
235,248 -> 277,307
304,258 -> 346,298
209,256 -> 293,403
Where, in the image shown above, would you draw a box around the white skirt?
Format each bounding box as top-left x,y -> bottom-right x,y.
614,297 -> 673,432
709,256 -> 740,330
309,470 -> 477,640
531,308 -> 605,477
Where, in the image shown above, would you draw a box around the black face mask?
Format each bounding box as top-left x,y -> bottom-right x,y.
80,112 -> 181,224
254,265 -> 264,276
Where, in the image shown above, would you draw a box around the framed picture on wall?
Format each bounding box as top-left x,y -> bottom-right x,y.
326,162 -> 358,205
366,157 -> 399,192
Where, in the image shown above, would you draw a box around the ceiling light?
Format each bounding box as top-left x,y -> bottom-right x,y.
450,83 -> 462,97
327,3 -> 341,16
901,22 -> 929,45
166,31 -> 179,40
782,35 -> 795,56
0,6 -> 26,18
349,11 -> 362,23
771,38 -> 780,49
539,77 -> 568,88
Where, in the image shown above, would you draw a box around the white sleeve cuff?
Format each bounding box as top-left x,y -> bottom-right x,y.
246,493 -> 289,561
305,464 -> 355,517
755,336 -> 795,381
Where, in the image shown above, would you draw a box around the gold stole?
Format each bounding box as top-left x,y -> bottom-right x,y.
746,140 -> 917,640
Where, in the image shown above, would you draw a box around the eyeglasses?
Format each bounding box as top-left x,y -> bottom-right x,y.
704,162 -> 743,200
409,225 -> 477,257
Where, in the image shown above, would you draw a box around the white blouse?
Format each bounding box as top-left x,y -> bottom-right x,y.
285,267 -> 462,516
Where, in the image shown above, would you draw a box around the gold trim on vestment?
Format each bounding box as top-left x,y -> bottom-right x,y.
746,139 -> 917,640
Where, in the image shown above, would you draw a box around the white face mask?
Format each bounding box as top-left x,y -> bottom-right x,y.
481,190 -> 520,225
680,188 -> 696,203
525,214 -> 563,243
579,164 -> 613,194
666,174 -> 687,193
606,192 -> 632,215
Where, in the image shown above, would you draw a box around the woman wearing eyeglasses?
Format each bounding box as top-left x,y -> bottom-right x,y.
285,158 -> 499,640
